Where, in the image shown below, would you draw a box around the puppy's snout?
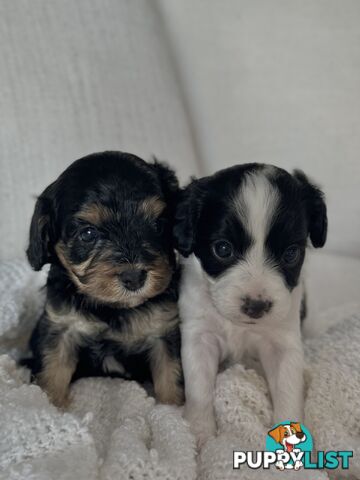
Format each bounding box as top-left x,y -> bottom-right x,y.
241,296 -> 273,319
119,269 -> 147,291
296,432 -> 304,440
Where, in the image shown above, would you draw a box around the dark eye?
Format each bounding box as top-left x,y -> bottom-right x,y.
282,245 -> 301,265
212,240 -> 234,259
79,226 -> 98,243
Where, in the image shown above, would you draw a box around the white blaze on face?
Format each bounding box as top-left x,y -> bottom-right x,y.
233,172 -> 280,278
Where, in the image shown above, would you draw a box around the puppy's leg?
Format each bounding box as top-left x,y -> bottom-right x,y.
259,336 -> 304,424
37,334 -> 78,408
182,333 -> 220,448
150,339 -> 183,405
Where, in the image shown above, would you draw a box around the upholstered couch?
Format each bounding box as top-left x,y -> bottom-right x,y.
0,3 -> 359,478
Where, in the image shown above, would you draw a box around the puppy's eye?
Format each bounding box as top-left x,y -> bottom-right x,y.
284,431 -> 289,437
282,245 -> 301,265
79,226 -> 98,243
212,240 -> 234,259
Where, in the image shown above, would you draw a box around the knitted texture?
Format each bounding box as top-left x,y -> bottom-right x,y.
0,260 -> 359,479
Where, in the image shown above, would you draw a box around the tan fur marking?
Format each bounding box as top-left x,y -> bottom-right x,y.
55,242 -> 87,288
145,255 -> 173,299
41,301 -> 181,407
46,304 -> 105,334
37,341 -> 77,408
150,339 -> 183,405
76,203 -> 113,225
138,196 -> 166,219
39,305 -> 106,407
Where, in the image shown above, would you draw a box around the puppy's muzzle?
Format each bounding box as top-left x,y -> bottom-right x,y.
241,296 -> 273,319
119,268 -> 147,291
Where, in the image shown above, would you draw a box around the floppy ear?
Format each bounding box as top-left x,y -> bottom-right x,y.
151,158 -> 180,209
173,179 -> 205,257
268,425 -> 283,444
293,170 -> 328,248
26,182 -> 57,271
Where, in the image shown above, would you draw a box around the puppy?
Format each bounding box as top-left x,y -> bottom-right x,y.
26,151 -> 183,408
173,164 -> 327,447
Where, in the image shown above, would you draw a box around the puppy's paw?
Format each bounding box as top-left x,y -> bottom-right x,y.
184,406 -> 216,449
195,427 -> 215,450
37,378 -> 71,410
52,393 -> 72,410
37,367 -> 73,410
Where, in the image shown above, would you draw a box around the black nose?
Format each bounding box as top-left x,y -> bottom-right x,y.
119,269 -> 147,291
296,432 -> 304,439
241,297 -> 273,319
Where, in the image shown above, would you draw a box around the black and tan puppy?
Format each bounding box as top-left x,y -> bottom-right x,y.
26,151 -> 183,408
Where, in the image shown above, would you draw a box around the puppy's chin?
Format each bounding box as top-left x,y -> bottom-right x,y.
98,292 -> 149,309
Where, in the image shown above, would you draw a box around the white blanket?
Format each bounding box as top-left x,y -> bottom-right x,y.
0,261 -> 359,480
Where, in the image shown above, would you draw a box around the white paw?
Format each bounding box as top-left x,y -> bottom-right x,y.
196,428 -> 215,449
184,407 -> 216,449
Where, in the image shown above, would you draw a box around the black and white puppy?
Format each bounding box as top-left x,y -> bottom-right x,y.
174,164 -> 327,447
27,151 -> 183,408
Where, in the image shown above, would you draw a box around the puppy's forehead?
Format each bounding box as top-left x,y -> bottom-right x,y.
232,171 -> 280,241
57,152 -> 164,218
76,203 -> 113,225
76,196 -> 165,226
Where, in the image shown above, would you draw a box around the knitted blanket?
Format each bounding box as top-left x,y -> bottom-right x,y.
0,261 -> 359,480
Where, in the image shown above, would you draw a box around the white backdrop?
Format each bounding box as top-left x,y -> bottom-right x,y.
0,0 -> 359,259
158,0 -> 360,257
0,0 -> 199,261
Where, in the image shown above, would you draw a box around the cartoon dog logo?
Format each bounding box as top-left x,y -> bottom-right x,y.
268,423 -> 307,470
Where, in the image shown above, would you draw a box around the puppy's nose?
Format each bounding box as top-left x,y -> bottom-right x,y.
120,269 -> 147,291
296,432 -> 304,439
241,296 -> 273,319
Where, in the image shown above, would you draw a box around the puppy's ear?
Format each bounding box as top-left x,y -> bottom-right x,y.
268,425 -> 283,444
293,170 -> 328,248
151,158 -> 180,208
173,179 -> 204,257
26,182 -> 57,271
